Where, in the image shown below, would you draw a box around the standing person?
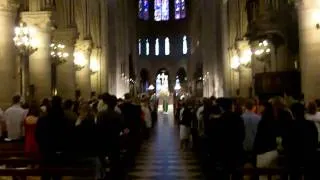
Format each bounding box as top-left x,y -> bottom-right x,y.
40,98 -> 51,116
119,93 -> 142,156
97,95 -> 125,179
305,101 -> 320,144
0,107 -> 4,140
4,95 -> 27,141
179,100 -> 194,151
36,96 -> 71,180
286,103 -> 318,180
24,101 -> 40,156
242,99 -> 261,169
212,98 -> 245,180
141,97 -> 152,139
63,99 -> 77,124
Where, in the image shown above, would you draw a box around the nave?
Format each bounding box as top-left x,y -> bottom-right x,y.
127,112 -> 205,180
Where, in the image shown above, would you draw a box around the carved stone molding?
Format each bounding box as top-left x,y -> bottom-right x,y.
0,0 -> 19,12
74,40 -> 92,55
53,28 -> 78,46
20,11 -> 52,31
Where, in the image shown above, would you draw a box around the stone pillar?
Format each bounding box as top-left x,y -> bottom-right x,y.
53,28 -> 77,99
74,40 -> 92,100
239,66 -> 252,97
0,1 -> 19,108
90,48 -> 102,94
298,0 -> 320,102
21,11 -> 52,100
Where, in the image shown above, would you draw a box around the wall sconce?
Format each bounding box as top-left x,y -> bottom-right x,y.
73,52 -> 86,71
231,55 -> 240,70
90,61 -> 99,74
317,23 -> 320,29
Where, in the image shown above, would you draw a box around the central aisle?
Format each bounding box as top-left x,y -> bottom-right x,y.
127,111 -> 205,180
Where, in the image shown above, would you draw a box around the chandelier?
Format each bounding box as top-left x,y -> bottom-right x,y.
50,43 -> 69,65
13,22 -> 37,55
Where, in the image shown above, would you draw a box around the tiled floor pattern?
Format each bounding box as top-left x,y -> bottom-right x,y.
127,112 -> 205,180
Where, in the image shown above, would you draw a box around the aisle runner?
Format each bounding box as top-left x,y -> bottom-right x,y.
127,112 -> 205,180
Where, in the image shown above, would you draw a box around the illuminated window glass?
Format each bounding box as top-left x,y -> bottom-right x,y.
138,39 -> 141,55
155,38 -> 159,56
154,0 -> 162,21
183,36 -> 188,54
139,0 -> 149,20
161,0 -> 169,21
154,0 -> 169,21
146,39 -> 149,55
165,37 -> 170,55
175,0 -> 186,19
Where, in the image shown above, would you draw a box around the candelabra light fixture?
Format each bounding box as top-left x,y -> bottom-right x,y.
13,22 -> 38,102
253,40 -> 271,56
13,22 -> 38,55
50,43 -> 69,65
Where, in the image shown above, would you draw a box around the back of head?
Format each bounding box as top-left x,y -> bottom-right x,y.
12,95 -> 21,105
291,102 -> 305,120
51,96 -> 62,111
245,99 -> 255,111
107,95 -> 118,109
28,100 -> 40,117
124,93 -> 132,102
217,98 -> 233,112
63,99 -> 73,110
307,101 -> 317,115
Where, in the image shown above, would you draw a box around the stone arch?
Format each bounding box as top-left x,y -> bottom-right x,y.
140,68 -> 150,92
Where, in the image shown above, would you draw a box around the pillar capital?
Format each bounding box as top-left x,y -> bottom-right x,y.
75,40 -> 92,55
53,28 -> 78,46
0,0 -> 19,11
20,11 -> 52,31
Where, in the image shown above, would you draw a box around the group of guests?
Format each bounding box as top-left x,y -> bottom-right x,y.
0,93 -> 158,180
176,96 -> 320,180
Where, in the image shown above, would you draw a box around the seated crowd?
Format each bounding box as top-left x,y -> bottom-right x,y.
176,96 -> 320,180
0,93 -> 156,180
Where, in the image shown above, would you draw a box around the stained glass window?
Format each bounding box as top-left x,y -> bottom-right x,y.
154,0 -> 169,21
155,38 -> 159,56
139,0 -> 149,20
183,36 -> 188,54
146,39 -> 149,55
175,0 -> 186,20
165,37 -> 170,55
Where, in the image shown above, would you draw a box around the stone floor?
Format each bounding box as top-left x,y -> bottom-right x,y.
127,111 -> 205,180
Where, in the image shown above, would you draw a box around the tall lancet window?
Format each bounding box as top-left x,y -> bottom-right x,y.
175,0 -> 186,20
138,39 -> 141,55
155,38 -> 159,56
154,0 -> 169,21
183,36 -> 188,54
146,39 -> 149,55
139,0 -> 149,20
165,37 -> 170,55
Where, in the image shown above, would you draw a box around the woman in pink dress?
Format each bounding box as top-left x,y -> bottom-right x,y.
24,101 -> 40,156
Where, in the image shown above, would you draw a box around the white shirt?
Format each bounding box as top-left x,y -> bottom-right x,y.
305,112 -> 320,142
4,104 -> 27,140
141,105 -> 152,128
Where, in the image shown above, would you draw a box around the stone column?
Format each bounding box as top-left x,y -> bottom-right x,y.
90,48 -> 102,94
0,1 -> 19,108
239,66 -> 252,97
53,28 -> 77,99
21,11 -> 52,101
298,0 -> 320,102
74,40 -> 92,100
